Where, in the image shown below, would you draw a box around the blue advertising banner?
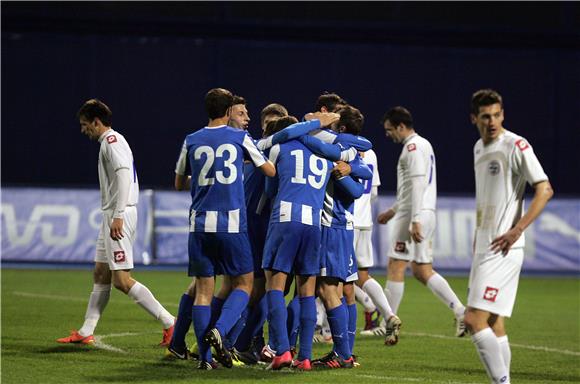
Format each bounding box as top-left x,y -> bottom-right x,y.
1,188 -> 153,264
153,191 -> 190,264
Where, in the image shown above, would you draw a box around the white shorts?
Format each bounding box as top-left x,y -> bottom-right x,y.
388,210 -> 435,264
354,228 -> 374,268
467,248 -> 524,318
95,207 -> 137,271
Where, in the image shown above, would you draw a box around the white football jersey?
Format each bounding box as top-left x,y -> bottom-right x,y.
354,149 -> 381,228
395,133 -> 437,214
98,129 -> 139,212
473,130 -> 548,253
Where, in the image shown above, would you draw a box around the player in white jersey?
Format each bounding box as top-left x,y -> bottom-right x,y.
58,99 -> 175,347
377,106 -> 466,343
353,149 -> 399,341
464,89 -> 553,384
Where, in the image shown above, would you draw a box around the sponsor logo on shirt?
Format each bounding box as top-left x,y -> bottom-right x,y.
113,251 -> 126,263
488,160 -> 500,175
515,139 -> 529,151
107,135 -> 118,144
395,241 -> 406,253
483,286 -> 499,302
407,143 -> 416,152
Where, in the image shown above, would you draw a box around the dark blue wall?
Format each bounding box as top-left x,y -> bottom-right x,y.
2,3 -> 579,195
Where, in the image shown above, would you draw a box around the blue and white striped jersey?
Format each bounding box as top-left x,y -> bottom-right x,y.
267,140 -> 333,226
175,125 -> 267,233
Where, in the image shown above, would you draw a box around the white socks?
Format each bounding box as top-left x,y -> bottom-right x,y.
472,328 -> 510,383
79,284 -> 111,337
384,281 -> 404,314
497,335 -> 511,374
362,278 -> 394,319
315,297 -> 326,327
354,284 -> 376,312
426,273 -> 466,317
127,282 -> 174,328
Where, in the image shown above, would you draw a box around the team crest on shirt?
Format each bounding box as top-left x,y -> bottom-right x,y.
515,139 -> 529,151
407,143 -> 416,152
107,135 -> 117,144
113,251 -> 126,263
483,286 -> 499,302
488,160 -> 500,175
395,241 -> 406,253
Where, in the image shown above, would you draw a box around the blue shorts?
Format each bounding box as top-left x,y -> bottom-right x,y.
188,232 -> 253,277
262,222 -> 321,276
247,213 -> 269,278
320,226 -> 358,282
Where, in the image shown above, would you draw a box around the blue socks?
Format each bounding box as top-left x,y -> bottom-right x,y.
215,289 -> 250,337
192,305 -> 212,362
225,306 -> 249,349
170,293 -> 193,350
347,303 -> 357,356
234,295 -> 268,351
267,290 -> 289,355
297,296 -> 316,361
327,304 -> 350,360
286,295 -> 301,348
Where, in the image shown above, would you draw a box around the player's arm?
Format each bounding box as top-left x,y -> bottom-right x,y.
410,175 -> 427,243
335,133 -> 373,151
264,144 -> 281,197
174,140 -> 191,190
298,135 -> 357,162
347,155 -> 373,180
106,141 -> 134,241
243,134 -> 276,177
334,175 -> 365,199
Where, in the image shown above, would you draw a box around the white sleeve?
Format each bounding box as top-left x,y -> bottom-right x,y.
243,134 -> 267,168
406,144 -> 427,177
311,129 -> 336,144
268,144 -> 281,165
410,175 -> 427,221
256,136 -> 274,151
106,137 -> 132,172
339,147 -> 358,162
369,150 -> 381,187
175,140 -> 188,175
114,168 -> 131,219
512,138 -> 548,185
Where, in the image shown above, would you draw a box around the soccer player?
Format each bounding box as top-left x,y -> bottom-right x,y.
58,99 -> 175,347
228,95 -> 250,130
353,148 -> 399,337
464,89 -> 553,384
377,106 -> 466,344
174,88 -> 275,369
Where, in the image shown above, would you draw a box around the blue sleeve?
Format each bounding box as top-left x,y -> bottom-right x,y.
334,176 -> 364,199
264,174 -> 279,198
335,133 -> 372,151
298,135 -> 342,161
271,120 -> 322,146
349,156 -> 373,180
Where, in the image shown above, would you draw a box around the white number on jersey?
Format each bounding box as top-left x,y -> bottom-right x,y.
194,144 -> 238,186
290,149 -> 328,189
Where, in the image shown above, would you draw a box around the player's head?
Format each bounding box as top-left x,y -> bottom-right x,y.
77,99 -> 112,140
205,88 -> 234,120
470,89 -> 505,144
229,95 -> 250,130
264,115 -> 299,137
315,92 -> 348,113
333,105 -> 364,135
260,103 -> 288,133
381,106 -> 414,144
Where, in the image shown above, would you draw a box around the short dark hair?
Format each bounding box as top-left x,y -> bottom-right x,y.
264,115 -> 299,137
232,95 -> 246,106
205,88 -> 234,119
77,99 -> 112,126
471,89 -> 503,115
381,106 -> 413,128
337,105 -> 364,135
315,92 -> 347,113
260,103 -> 288,127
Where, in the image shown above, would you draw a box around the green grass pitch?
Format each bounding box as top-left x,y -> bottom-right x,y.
2,269 -> 579,383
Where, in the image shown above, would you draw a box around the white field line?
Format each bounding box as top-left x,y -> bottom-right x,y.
12,291 -> 580,358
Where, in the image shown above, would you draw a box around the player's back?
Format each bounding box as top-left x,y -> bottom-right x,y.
269,140 -> 332,226
185,125 -> 255,232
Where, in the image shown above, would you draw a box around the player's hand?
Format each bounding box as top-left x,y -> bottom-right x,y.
490,226 -> 523,255
332,161 -> 351,178
377,209 -> 395,224
410,221 -> 424,243
316,112 -> 340,127
110,218 -> 124,241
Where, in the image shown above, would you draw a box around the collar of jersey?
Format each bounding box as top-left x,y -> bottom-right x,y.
402,132 -> 418,145
205,125 -> 227,130
98,129 -> 114,143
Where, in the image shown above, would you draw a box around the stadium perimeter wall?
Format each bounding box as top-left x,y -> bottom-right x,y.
1,188 -> 578,274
